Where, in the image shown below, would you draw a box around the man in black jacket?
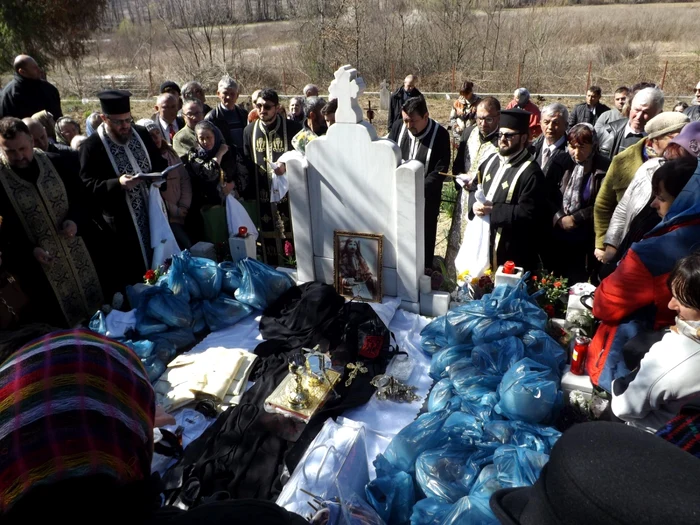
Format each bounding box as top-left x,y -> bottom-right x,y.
387,74 -> 422,133
205,75 -> 249,151
389,96 -> 451,268
531,102 -> 571,186
568,86 -> 610,127
0,55 -> 62,119
684,80 -> 700,122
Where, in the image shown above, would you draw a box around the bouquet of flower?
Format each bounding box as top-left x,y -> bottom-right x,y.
532,272 -> 568,318
143,258 -> 172,285
283,240 -> 296,267
450,269 -> 494,302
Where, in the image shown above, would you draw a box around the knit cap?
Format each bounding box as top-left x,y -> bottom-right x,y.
0,329 -> 155,514
136,118 -> 160,134
645,111 -> 689,139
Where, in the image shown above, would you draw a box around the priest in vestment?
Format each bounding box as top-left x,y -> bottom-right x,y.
80,90 -> 167,290
0,117 -> 104,327
466,108 -> 547,273
445,96 -> 501,275
243,88 -> 302,266
389,96 -> 451,268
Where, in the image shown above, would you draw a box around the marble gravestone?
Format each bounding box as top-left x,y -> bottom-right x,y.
285,65 -> 425,312
379,80 -> 391,111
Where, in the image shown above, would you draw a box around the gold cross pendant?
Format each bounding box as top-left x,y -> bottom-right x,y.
345,361 -> 368,387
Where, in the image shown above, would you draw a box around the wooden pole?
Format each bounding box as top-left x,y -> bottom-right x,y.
516,63 -> 522,88
586,61 -> 592,92
282,69 -> 287,94
391,62 -> 395,89
660,60 -> 669,90
148,69 -> 154,96
451,64 -> 456,93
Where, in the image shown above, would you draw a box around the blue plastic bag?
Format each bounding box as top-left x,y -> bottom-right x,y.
472,318 -> 528,345
186,255 -> 223,300
381,409 -> 452,473
146,291 -> 192,328
428,379 -> 456,413
122,339 -> 155,359
493,444 -> 549,489
366,470 -> 415,525
483,420 -> 561,454
420,316 -> 448,355
450,369 -> 501,402
190,301 -> 207,334
219,261 -> 242,295
136,316 -> 169,336
471,337 -> 525,376
521,329 -> 567,377
468,464 -> 504,500
146,327 -> 196,352
431,344 -> 473,380
410,497 -> 453,525
460,392 -> 500,422
234,258 -> 295,311
496,358 -> 560,424
167,253 -> 193,302
443,412 -> 484,447
126,283 -> 152,310
438,494 -> 498,525
142,355 -> 166,383
89,311 -> 107,335
202,296 -> 253,332
415,446 -> 480,503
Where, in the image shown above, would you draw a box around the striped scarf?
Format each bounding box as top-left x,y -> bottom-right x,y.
0,329 -> 155,513
656,407 -> 700,459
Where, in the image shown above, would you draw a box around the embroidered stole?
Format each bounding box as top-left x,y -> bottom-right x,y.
97,125 -> 152,269
0,150 -> 103,326
250,116 -> 293,264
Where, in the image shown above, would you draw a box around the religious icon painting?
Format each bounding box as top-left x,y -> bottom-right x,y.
333,231 -> 383,303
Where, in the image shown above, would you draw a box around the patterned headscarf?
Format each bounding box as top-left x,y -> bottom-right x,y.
0,329 -> 155,514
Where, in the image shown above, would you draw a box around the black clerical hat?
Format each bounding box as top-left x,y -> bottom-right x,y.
98,89 -> 132,115
489,422 -> 700,525
499,108 -> 531,134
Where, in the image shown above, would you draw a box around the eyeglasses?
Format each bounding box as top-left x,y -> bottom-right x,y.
498,131 -> 522,140
695,88 -> 700,93
106,116 -> 133,126
477,116 -> 495,124
184,111 -> 203,118
256,103 -> 275,110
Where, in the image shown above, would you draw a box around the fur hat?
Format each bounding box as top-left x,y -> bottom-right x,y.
645,111 -> 689,140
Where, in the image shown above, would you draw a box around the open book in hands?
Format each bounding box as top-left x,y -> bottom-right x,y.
134,163 -> 183,178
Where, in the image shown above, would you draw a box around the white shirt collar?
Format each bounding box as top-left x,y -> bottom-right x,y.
624,122 -> 646,138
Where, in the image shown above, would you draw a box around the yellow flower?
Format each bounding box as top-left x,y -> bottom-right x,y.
484,269 -> 493,276
457,270 -> 470,281
471,277 -> 480,285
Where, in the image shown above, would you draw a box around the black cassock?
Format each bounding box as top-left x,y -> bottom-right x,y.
243,115 -> 302,267
389,118 -> 451,267
80,125 -> 167,291
466,148 -> 547,273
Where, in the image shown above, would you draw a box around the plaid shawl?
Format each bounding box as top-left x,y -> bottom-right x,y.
0,329 -> 155,513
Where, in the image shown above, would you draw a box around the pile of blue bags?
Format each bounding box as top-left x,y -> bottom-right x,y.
366,280 -> 567,525
90,252 -> 295,383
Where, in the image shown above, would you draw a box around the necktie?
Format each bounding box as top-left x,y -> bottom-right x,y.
169,124 -> 176,141
542,147 -> 551,168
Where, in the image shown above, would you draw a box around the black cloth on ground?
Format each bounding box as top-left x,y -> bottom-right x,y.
163,284 -> 394,507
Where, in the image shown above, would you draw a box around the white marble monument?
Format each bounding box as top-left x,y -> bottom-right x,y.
379,80 -> 391,111
285,65 -> 425,312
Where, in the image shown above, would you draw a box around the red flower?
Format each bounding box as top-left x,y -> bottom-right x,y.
553,281 -> 562,288
284,240 -> 294,257
541,279 -> 547,285
532,275 -> 538,281
144,270 -> 156,281
543,304 -> 555,318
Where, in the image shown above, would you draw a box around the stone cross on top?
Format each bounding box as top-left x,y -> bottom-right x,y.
328,65 -> 366,124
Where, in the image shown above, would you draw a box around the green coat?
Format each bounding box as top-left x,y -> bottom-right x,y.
593,137 -> 647,249
173,126 -> 197,158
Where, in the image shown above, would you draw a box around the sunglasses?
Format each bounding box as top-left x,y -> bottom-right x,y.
498,131 -> 522,140
256,103 -> 275,110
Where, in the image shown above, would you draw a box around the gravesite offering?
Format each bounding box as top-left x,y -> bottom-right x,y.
2,0 -> 700,522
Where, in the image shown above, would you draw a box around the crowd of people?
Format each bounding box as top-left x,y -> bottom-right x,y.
1,52 -> 700,523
